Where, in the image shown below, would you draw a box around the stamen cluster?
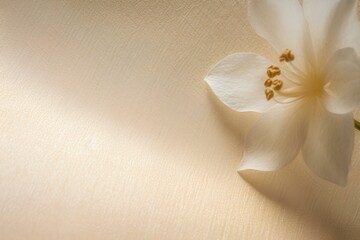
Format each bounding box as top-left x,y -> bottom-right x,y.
264,49 -> 295,101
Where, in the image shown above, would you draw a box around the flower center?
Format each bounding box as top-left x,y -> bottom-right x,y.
264,48 -> 323,104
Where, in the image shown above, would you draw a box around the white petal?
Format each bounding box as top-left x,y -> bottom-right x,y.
205,53 -> 275,113
303,0 -> 360,61
302,105 -> 354,186
247,0 -> 313,69
238,102 -> 309,171
323,48 -> 360,114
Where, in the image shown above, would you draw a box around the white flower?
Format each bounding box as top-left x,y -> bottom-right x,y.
205,0 -> 360,186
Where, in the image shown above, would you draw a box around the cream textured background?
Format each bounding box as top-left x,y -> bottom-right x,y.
0,1 -> 360,239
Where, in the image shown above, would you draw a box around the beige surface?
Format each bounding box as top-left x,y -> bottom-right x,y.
0,1 -> 360,239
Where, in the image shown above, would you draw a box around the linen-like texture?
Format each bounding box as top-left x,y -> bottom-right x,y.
0,1 -> 360,239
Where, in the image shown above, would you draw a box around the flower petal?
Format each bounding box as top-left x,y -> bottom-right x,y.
323,48 -> 360,114
302,105 -> 354,186
205,53 -> 275,112
303,0 -> 360,61
238,102 -> 309,171
247,0 -> 313,68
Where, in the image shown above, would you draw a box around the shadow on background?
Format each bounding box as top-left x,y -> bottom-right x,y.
239,159 -> 360,239
206,79 -> 360,238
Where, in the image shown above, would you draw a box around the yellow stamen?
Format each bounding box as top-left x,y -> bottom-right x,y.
264,79 -> 272,87
272,79 -> 283,91
267,65 -> 281,78
265,89 -> 274,101
279,48 -> 295,62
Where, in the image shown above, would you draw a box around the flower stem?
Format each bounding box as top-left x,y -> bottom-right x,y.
355,119 -> 360,131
